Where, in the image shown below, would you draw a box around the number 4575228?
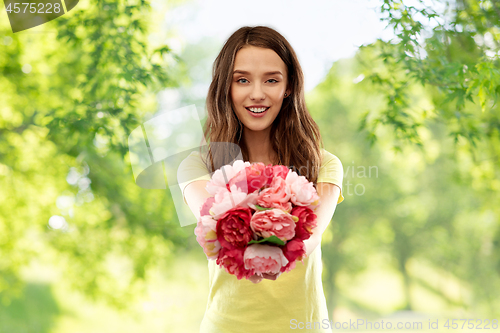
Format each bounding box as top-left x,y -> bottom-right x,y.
443,319 -> 498,330
5,2 -> 62,14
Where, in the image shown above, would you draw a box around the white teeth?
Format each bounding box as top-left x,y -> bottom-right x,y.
248,107 -> 268,113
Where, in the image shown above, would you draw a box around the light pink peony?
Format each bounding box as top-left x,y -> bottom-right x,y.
250,209 -> 297,242
216,207 -> 253,249
226,168 -> 250,193
243,244 -> 289,276
210,184 -> 258,219
285,171 -> 320,207
257,176 -> 292,212
206,160 -> 251,196
194,215 -> 221,260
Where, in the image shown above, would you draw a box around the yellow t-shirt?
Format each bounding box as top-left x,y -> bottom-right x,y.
178,148 -> 344,333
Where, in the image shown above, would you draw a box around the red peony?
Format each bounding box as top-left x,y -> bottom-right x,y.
291,206 -> 318,241
216,247 -> 254,280
216,207 -> 253,249
280,239 -> 307,273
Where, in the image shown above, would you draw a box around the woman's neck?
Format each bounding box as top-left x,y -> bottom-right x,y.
242,128 -> 278,165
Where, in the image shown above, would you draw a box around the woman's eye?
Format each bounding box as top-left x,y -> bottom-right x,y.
236,78 -> 278,84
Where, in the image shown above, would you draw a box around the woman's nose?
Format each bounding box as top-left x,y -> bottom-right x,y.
250,83 -> 265,100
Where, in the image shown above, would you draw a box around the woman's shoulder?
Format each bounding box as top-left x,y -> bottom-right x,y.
180,150 -> 206,166
320,148 -> 342,166
178,150 -> 211,181
179,150 -> 199,167
318,148 -> 345,203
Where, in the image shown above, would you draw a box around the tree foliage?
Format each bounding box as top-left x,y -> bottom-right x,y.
310,43 -> 500,318
358,0 -> 500,158
309,0 -> 500,317
0,0 -> 190,308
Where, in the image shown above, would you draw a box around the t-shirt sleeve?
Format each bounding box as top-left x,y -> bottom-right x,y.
317,149 -> 344,204
177,151 -> 212,205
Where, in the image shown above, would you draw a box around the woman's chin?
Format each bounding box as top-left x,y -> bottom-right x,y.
244,124 -> 271,133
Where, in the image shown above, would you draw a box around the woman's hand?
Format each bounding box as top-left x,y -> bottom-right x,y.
248,273 -> 263,284
248,272 -> 282,284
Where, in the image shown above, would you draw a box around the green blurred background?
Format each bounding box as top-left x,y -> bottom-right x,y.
1,0 -> 499,332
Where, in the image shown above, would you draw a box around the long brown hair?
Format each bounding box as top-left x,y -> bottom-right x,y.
199,25 -> 324,185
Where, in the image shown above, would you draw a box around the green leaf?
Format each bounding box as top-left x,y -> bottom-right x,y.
478,86 -> 486,112
254,204 -> 273,211
247,235 -> 285,246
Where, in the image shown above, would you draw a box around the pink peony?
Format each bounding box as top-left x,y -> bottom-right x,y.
194,215 -> 221,260
257,176 -> 292,212
272,165 -> 290,180
216,207 -> 253,249
291,206 -> 318,241
217,247 -> 254,280
244,244 -> 289,276
250,209 -> 297,242
200,196 -> 215,216
285,171 -> 320,207
280,239 -> 307,273
229,163 -> 274,194
262,164 -> 275,187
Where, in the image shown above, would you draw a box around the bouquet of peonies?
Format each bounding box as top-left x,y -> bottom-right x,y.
194,160 -> 321,281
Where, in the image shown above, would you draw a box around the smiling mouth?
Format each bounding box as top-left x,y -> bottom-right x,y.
245,107 -> 270,114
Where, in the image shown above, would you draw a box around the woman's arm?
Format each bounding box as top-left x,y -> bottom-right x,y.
302,182 -> 341,257
184,180 -> 212,221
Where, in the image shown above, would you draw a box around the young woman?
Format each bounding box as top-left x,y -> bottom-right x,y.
179,26 -> 344,333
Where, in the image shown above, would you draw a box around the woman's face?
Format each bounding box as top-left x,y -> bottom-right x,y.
230,45 -> 290,134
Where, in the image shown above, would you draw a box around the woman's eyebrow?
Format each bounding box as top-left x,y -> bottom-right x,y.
233,70 -> 283,76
